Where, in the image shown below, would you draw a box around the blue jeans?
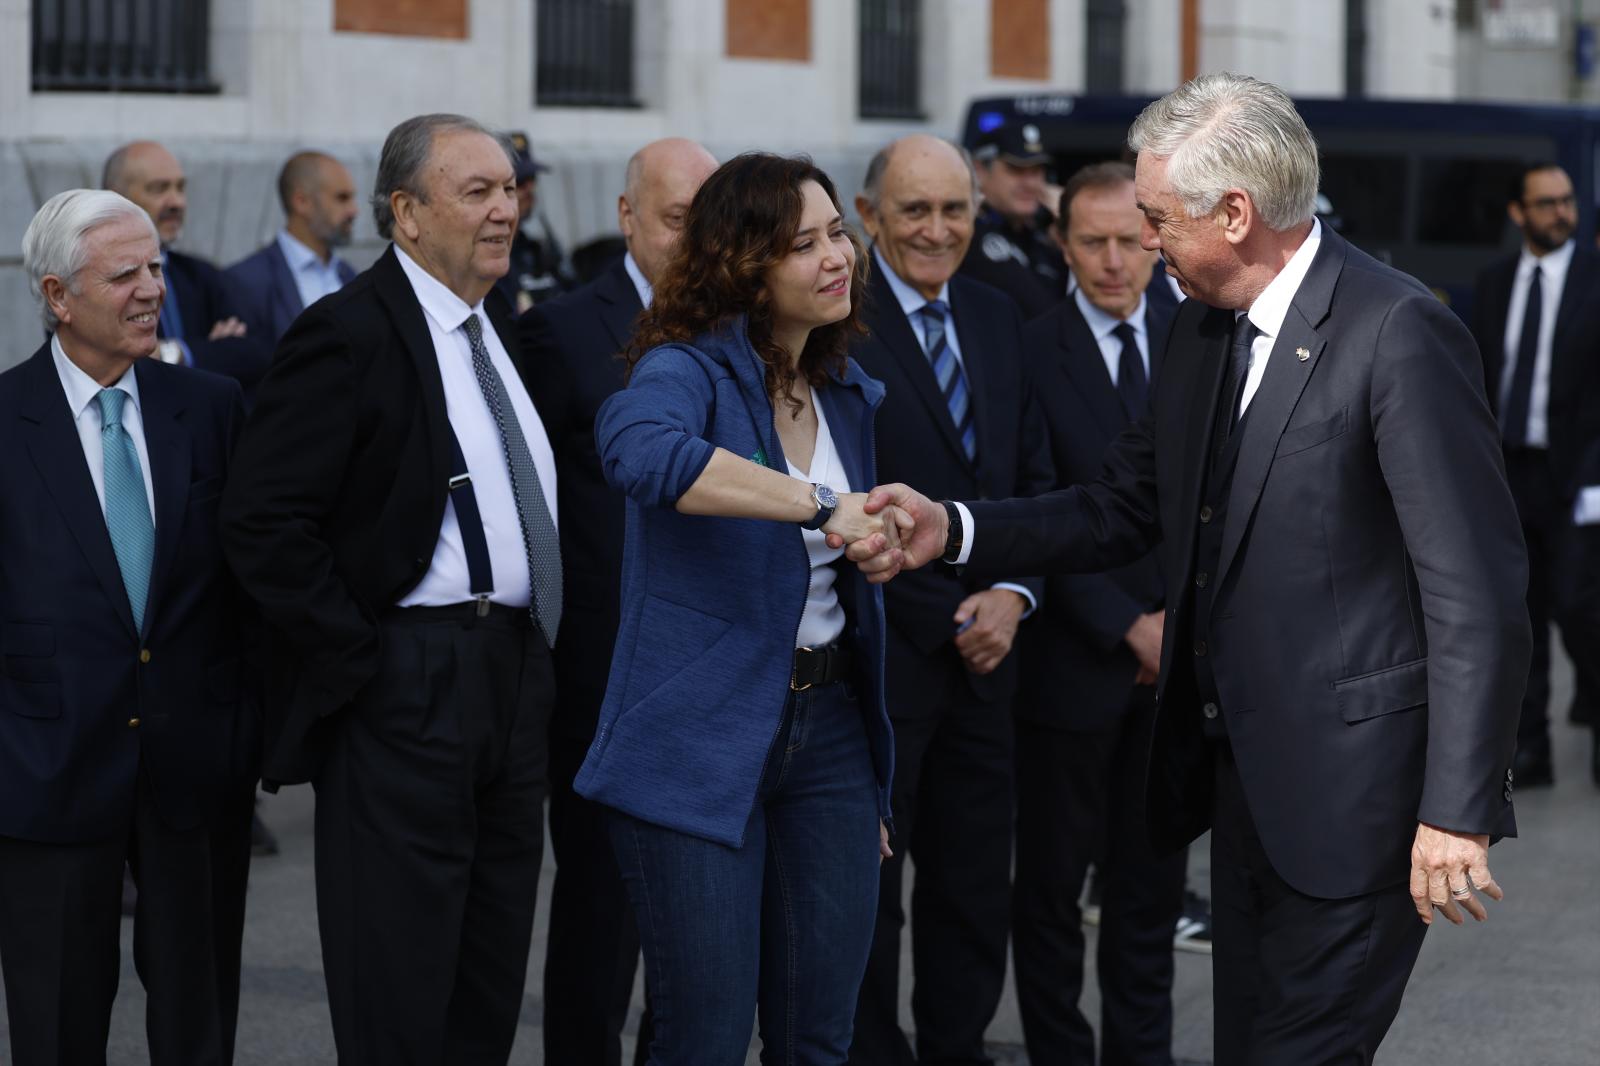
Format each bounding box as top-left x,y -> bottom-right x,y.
608,680 -> 882,1066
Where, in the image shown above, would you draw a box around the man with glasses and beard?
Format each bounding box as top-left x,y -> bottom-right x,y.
1472,162 -> 1600,787
228,151 -> 361,349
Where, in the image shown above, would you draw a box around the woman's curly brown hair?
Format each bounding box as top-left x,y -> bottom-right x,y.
625,153 -> 869,418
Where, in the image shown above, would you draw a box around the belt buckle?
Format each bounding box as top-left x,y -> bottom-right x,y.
791,645 -> 816,692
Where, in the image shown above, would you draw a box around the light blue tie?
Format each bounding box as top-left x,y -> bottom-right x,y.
97,389 -> 155,632
918,300 -> 977,462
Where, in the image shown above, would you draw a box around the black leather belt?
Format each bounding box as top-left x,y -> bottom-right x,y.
791,641 -> 853,691
382,602 -> 532,627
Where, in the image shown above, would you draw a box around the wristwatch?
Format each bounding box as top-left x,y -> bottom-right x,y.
801,484 -> 838,530
940,500 -> 964,564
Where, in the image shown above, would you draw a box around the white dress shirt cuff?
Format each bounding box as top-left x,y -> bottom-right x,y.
952,500 -> 976,566
991,582 -> 1037,617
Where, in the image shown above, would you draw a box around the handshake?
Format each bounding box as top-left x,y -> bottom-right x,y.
821,484 -> 950,584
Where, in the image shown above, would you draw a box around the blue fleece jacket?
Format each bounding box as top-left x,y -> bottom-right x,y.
574,317 -> 894,847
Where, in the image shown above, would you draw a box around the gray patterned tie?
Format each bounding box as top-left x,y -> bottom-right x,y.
461,314 -> 562,645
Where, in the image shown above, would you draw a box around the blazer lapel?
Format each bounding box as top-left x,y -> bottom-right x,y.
268,242 -> 304,332
135,362 -> 191,638
18,346 -> 139,637
1551,247 -> 1597,397
595,260 -> 644,353
1055,299 -> 1131,439
373,248 -> 452,484
867,270 -> 970,467
1213,234 -> 1344,594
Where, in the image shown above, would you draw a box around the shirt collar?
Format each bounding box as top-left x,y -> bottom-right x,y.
873,248 -> 951,317
623,251 -> 653,308
1518,238 -> 1574,279
51,333 -> 140,420
394,244 -> 484,334
1242,218 -> 1322,339
278,230 -> 338,274
1074,288 -> 1147,342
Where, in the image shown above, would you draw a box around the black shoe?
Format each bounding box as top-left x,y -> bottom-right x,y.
1512,737 -> 1554,788
251,812 -> 280,856
1174,889 -> 1213,955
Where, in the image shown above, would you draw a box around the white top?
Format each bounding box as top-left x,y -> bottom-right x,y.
623,251 -> 653,308
1236,218 -> 1323,417
277,230 -> 350,312
1500,238 -> 1574,449
1076,289 -> 1150,386
786,389 -> 850,648
393,245 -> 558,608
53,334 -> 156,525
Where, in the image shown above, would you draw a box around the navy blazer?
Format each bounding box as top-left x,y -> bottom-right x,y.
1015,294 -> 1174,731
966,229 -> 1531,898
849,266 -> 1054,705
517,258 -> 641,742
227,238 -> 358,346
1471,244 -> 1600,494
163,249 -> 274,402
0,345 -> 252,843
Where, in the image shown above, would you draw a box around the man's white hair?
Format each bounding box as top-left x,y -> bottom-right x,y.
22,189 -> 158,331
1128,72 -> 1319,232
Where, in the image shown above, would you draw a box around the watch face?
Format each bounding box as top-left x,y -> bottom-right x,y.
815,484 -> 839,509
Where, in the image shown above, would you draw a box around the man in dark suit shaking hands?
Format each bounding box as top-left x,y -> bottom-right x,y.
0,190 -> 253,1066
222,114 -> 560,1066
849,75 -> 1531,1063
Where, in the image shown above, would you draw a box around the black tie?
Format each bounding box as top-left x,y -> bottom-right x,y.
1225,316 -> 1261,434
1502,264 -> 1542,447
1113,322 -> 1147,417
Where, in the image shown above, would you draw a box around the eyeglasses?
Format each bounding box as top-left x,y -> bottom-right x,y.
1522,193 -> 1577,212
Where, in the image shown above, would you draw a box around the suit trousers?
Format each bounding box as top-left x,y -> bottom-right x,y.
312,607 -> 553,1066
851,641 -> 1015,1066
0,761 -> 238,1066
545,730 -> 648,1066
1012,688 -> 1186,1066
1210,743 -> 1426,1065
1504,448 -> 1599,742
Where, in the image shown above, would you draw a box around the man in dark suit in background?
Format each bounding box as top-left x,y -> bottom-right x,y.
854,74 -> 1530,1063
104,141 -> 272,399
227,151 -> 360,347
221,114 -> 560,1066
520,135 -> 716,1066
846,134 -> 1054,1066
0,189 -> 254,1066
1012,161 -> 1185,1066
1471,162 -> 1600,786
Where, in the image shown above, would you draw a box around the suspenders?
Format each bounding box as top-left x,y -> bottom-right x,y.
446,425 -> 496,616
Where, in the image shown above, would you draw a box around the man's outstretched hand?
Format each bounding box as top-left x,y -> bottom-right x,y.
827,483 -> 949,584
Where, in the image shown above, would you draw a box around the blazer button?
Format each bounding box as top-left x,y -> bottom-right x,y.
139,649 -> 151,664
1202,702 -> 1219,719
128,717 -> 140,728
1194,640 -> 1208,656
1195,571 -> 1209,588
1199,506 -> 1213,524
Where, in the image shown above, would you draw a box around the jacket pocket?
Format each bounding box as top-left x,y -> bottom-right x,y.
1277,407 -> 1348,459
1,678 -> 60,719
1334,657 -> 1427,723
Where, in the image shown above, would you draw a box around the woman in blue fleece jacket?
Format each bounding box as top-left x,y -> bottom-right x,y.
574,153 -> 899,1064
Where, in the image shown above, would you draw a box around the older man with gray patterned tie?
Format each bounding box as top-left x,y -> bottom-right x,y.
221,114 -> 561,1066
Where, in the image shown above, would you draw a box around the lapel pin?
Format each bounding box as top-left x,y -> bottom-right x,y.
1295,347 -> 1310,362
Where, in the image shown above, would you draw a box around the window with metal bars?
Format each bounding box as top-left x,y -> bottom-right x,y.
536,0 -> 639,108
1085,0 -> 1126,94
859,0 -> 922,120
32,0 -> 218,93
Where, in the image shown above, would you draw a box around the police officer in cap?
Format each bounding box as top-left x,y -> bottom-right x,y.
497,131 -> 576,314
960,121 -> 1066,318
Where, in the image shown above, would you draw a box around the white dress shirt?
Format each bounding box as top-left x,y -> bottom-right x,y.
1500,238 -> 1573,449
623,251 -> 653,308
394,246 -> 558,608
53,335 -> 156,525
787,389 -> 850,648
1076,289 -> 1150,386
953,220 -> 1323,566
875,250 -> 1033,614
277,230 -> 350,312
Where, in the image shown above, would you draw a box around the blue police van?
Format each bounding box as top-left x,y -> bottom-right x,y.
962,94 -> 1600,320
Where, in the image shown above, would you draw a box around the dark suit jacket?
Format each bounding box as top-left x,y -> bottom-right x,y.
851,265 -> 1054,707
1015,294 -> 1174,731
517,258 -> 641,742
226,238 -> 357,345
163,249 -> 273,400
220,246 -> 531,786
965,229 -> 1531,899
0,346 -> 252,842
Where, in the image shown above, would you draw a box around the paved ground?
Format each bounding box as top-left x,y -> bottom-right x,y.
5,650 -> 1597,1064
